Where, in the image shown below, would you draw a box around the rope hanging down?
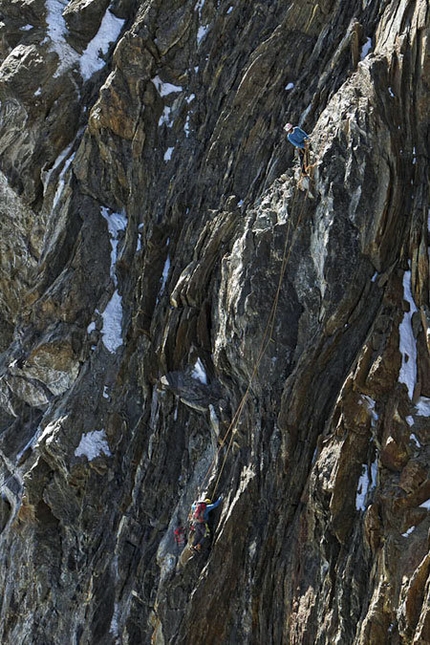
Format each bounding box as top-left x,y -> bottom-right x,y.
201,187 -> 310,497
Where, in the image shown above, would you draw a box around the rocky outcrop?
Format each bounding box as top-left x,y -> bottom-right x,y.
0,0 -> 429,643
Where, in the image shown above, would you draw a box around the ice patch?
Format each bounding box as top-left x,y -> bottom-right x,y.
398,270 -> 417,400
419,499 -> 430,510
285,82 -> 295,91
75,429 -> 112,461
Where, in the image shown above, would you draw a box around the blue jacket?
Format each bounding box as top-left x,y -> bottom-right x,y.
191,496 -> 222,522
203,497 -> 222,520
287,127 -> 309,149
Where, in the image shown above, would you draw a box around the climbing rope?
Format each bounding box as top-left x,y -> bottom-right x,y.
201,182 -> 311,498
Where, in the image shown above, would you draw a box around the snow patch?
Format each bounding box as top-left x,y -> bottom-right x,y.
360,37 -> 372,60
419,499 -> 430,510
415,396 -> 430,416
80,9 -> 125,81
402,526 -> 415,537
164,147 -> 174,161
45,0 -> 74,67
52,153 -> 75,210
356,460 -> 378,511
152,76 -> 182,96
75,429 -> 112,461
191,358 -> 208,385
158,244 -> 171,297
285,82 -> 295,91
158,105 -> 173,127
398,270 -> 417,400
410,433 -> 421,447
100,207 -> 127,285
197,25 -> 210,45
100,290 -> 123,353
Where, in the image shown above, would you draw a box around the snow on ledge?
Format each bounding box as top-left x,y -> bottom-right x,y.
75,430 -> 112,461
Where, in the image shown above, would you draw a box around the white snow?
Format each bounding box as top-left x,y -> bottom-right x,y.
75,429 -> 112,461
52,153 -> 75,210
80,9 -> 125,81
87,321 -> 96,333
419,499 -> 430,510
406,415 -> 414,426
186,94 -> 196,104
388,87 -> 395,97
103,386 -> 110,399
100,207 -> 127,284
45,0 -> 79,77
100,290 -> 123,353
184,115 -> 191,137
227,5 -> 233,14
402,526 -> 415,537
164,147 -> 174,161
159,247 -> 171,296
360,395 -> 379,424
158,106 -> 173,127
45,1 -> 123,80
415,396 -> 430,416
191,358 -> 208,385
20,24 -> 33,31
285,82 -> 295,91
152,76 -> 182,96
410,433 -> 421,447
360,37 -> 372,60
398,270 -> 418,400
355,460 -> 378,511
197,25 -> 209,45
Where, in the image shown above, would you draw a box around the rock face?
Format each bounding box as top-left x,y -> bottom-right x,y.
0,0 -> 429,643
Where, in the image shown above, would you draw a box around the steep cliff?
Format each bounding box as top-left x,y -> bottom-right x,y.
0,0 -> 429,643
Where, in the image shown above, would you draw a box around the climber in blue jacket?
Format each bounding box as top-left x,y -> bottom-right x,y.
284,122 -> 310,174
189,495 -> 223,552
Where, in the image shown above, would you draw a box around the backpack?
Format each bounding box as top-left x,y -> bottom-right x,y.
192,501 -> 207,523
